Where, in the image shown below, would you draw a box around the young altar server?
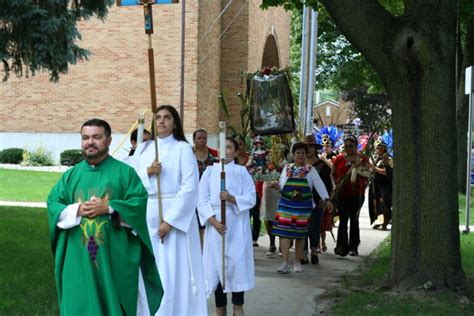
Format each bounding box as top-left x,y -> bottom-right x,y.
198,137 -> 256,316
130,105 -> 207,316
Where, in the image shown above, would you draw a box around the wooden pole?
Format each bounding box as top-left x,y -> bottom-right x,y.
141,1 -> 163,229
219,121 -> 226,290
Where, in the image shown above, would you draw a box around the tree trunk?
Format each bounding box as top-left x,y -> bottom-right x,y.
388,41 -> 464,287
457,19 -> 474,193
318,0 -> 464,287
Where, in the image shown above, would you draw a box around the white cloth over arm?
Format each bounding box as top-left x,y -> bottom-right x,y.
163,144 -> 199,233
197,167 -> 214,224
56,203 -> 81,229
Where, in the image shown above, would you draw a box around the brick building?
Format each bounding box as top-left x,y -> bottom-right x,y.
0,0 -> 291,162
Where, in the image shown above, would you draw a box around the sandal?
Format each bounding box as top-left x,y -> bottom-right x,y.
322,243 -> 327,252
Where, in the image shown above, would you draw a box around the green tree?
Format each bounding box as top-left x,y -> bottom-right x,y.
0,0 -> 114,81
343,87 -> 391,130
263,0 -> 464,289
290,4 -> 390,126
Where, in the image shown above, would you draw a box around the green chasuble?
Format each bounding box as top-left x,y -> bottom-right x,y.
47,156 -> 163,315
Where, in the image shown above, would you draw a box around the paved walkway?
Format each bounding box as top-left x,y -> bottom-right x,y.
0,197 -> 390,315
206,201 -> 390,315
0,200 -> 47,208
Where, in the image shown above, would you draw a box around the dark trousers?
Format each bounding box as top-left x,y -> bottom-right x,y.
337,195 -> 365,251
266,220 -> 276,247
250,194 -> 261,242
214,282 -> 244,307
304,207 -> 323,252
368,184 -> 392,225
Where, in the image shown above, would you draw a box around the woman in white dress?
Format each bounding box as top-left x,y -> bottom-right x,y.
131,105 -> 207,316
198,137 -> 256,316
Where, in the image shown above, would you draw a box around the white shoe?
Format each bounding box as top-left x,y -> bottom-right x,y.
277,261 -> 290,273
293,261 -> 303,273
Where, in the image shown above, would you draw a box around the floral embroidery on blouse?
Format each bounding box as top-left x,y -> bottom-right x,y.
286,163 -> 311,178
196,151 -> 217,179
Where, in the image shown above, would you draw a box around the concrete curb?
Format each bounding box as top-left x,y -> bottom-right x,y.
0,201 -> 46,208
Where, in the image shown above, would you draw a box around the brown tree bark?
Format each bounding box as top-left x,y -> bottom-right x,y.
318,0 -> 464,287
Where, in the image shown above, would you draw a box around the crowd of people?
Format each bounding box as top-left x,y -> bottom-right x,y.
47,107 -> 393,315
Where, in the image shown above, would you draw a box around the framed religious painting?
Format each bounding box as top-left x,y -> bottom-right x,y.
248,68 -> 295,136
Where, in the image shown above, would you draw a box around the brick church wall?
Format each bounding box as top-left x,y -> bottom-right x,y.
0,1 -> 290,140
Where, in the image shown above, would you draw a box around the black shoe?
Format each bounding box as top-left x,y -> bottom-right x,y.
311,253 -> 319,264
334,246 -> 348,257
300,257 -> 309,265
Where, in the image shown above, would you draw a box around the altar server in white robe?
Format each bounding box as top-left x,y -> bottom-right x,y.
198,137 -> 256,316
131,105 -> 207,316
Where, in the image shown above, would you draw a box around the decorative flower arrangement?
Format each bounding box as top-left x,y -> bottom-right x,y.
247,165 -> 281,182
261,169 -> 281,182
244,66 -> 290,80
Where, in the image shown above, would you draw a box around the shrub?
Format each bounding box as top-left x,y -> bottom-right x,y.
21,147 -> 54,166
60,149 -> 83,166
0,148 -> 25,164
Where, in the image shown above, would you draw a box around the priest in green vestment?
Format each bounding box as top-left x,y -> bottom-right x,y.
47,118 -> 163,315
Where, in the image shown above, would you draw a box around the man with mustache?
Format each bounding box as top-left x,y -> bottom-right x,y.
47,118 -> 163,315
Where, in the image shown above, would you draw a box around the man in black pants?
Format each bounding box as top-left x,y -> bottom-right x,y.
331,135 -> 370,256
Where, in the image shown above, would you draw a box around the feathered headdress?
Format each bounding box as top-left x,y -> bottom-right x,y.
313,125 -> 344,149
375,129 -> 393,156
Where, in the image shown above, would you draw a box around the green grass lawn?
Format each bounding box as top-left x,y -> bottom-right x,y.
0,206 -> 58,314
0,169 -> 62,202
1,167 -> 473,227
331,234 -> 474,315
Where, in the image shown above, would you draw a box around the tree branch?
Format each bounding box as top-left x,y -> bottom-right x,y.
319,0 -> 396,81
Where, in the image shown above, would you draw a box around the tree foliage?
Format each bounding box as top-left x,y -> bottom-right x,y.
285,2 -> 389,127
342,87 -> 391,130
0,0 -> 114,81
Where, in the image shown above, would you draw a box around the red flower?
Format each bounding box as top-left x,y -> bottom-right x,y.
262,67 -> 271,76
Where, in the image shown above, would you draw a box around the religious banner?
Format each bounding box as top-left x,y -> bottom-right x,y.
249,68 -> 295,136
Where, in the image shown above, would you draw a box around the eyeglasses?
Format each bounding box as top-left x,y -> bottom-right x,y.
344,144 -> 355,149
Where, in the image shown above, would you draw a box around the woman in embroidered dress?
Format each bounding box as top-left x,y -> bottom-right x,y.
270,142 -> 333,273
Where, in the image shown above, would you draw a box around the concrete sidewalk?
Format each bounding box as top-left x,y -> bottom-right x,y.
0,200 -> 46,208
0,198 -> 389,315
206,201 -> 390,315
